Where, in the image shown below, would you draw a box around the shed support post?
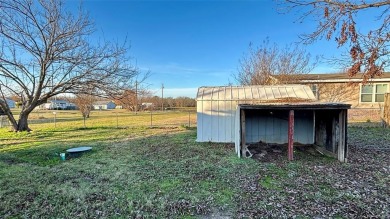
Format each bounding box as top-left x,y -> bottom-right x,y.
288,110 -> 294,161
338,109 -> 347,162
240,109 -> 246,157
241,110 -> 247,157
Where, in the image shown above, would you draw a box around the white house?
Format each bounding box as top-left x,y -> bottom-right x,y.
93,101 -> 116,110
196,85 -> 350,162
141,102 -> 154,110
41,99 -> 71,110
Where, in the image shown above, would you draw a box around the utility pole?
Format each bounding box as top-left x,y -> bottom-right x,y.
161,83 -> 164,111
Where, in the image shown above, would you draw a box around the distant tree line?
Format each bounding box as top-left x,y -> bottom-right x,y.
145,96 -> 196,109
66,91 -> 196,114
114,92 -> 196,111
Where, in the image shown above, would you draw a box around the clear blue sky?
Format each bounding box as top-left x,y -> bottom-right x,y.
74,0 -> 345,97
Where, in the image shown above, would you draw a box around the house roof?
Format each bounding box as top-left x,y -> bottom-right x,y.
196,85 -> 315,101
49,99 -> 69,103
295,72 -> 390,83
93,100 -> 115,105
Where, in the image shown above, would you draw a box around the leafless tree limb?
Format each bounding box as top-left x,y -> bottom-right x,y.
279,0 -> 390,80
235,39 -> 318,85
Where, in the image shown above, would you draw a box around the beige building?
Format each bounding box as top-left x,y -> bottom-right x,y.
296,73 -> 390,108
294,73 -> 390,122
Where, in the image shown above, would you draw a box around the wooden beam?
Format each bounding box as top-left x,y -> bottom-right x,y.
332,116 -> 337,153
338,109 -> 347,162
383,93 -> 390,127
344,109 -> 349,160
314,145 -> 337,159
288,110 -> 294,161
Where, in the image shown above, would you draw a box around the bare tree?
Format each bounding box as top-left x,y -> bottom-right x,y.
0,0 -> 139,131
69,94 -> 96,118
236,40 -> 317,85
116,90 -> 138,111
116,89 -> 149,111
69,94 -> 96,128
280,0 -> 390,80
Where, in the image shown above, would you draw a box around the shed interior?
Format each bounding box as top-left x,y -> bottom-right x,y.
237,104 -> 350,162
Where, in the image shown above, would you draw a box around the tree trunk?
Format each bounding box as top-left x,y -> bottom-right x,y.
16,113 -> 31,132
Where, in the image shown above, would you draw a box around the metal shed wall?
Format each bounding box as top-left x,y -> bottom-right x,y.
196,100 -> 237,142
245,110 -> 314,144
196,85 -> 316,143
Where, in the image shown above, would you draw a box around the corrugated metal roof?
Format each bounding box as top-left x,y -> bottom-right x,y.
196,85 -> 315,101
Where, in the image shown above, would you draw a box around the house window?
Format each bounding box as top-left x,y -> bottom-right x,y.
310,84 -> 318,99
360,84 -> 388,102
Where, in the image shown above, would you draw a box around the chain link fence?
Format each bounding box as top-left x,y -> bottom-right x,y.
0,110 -> 197,130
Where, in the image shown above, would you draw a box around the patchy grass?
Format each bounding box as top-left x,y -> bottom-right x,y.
0,120 -> 389,218
348,126 -> 390,150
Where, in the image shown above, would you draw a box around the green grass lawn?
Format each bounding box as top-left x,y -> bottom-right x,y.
0,112 -> 389,218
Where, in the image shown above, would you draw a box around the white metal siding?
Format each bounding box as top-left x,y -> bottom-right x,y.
196,100 -> 237,143
196,85 -> 316,143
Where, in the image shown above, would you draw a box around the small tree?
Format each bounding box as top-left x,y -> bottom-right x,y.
116,87 -> 151,111
70,94 -> 96,117
235,40 -> 317,85
71,94 -> 96,128
0,0 -> 139,131
116,90 -> 137,111
280,0 -> 390,80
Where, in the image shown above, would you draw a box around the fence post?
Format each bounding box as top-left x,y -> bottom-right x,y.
116,113 -> 118,128
150,111 -> 153,128
53,112 -> 57,128
188,111 -> 191,127
383,93 -> 390,127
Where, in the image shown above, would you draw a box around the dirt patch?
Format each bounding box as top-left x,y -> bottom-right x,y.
247,142 -> 322,162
